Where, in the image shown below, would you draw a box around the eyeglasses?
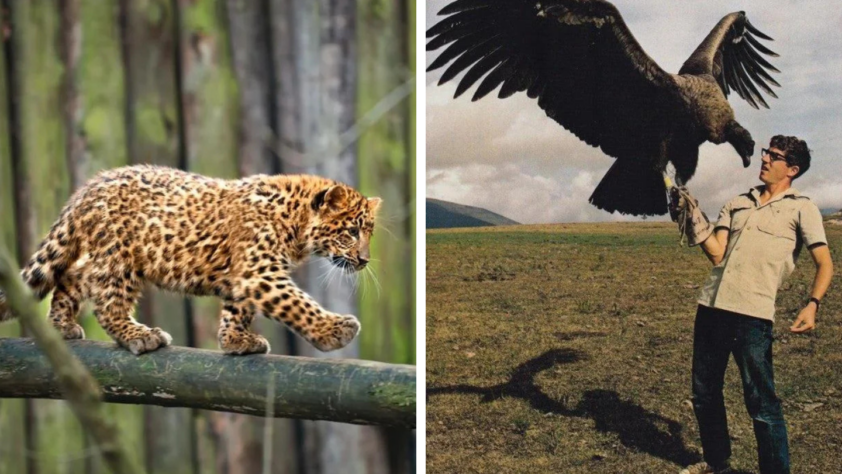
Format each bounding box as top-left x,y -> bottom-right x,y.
761,148 -> 789,164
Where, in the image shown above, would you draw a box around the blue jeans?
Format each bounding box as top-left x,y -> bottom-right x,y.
692,305 -> 790,474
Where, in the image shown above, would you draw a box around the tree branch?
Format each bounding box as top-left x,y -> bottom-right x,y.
0,338 -> 416,428
0,251 -> 146,474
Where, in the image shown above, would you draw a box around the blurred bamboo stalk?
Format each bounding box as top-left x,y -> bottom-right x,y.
225,0 -> 299,472
118,1 -> 197,472
61,0 -> 85,192
4,1 -> 39,473
357,1 -> 416,471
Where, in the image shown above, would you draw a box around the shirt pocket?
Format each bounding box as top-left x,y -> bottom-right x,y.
756,212 -> 796,247
756,211 -> 798,287
729,206 -> 752,232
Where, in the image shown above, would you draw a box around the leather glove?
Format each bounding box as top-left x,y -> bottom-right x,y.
669,186 -> 713,247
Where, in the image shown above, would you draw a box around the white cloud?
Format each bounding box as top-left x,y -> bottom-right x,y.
801,180 -> 842,211
427,164 -> 647,224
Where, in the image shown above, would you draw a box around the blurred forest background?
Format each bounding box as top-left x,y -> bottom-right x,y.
0,0 -> 415,473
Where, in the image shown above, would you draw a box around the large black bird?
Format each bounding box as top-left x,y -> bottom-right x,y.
427,0 -> 780,216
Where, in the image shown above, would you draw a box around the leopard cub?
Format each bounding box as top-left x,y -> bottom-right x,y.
0,165 -> 380,355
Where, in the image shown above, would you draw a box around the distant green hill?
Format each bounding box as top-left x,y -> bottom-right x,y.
427,198 -> 519,229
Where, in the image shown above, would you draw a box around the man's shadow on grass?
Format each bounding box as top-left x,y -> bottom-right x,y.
428,348 -> 699,467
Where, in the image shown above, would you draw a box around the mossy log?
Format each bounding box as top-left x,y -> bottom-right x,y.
0,338 -> 416,428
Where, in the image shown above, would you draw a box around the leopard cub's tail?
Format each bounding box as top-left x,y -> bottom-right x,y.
1,211 -> 80,323
0,289 -> 12,322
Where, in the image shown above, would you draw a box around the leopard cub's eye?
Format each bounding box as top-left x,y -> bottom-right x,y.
348,227 -> 360,238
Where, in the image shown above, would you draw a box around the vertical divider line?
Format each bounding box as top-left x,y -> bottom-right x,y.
171,2 -> 200,472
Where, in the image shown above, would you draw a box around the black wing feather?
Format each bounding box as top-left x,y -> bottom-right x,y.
724,49 -> 754,107
692,13 -> 779,108
439,0 -> 487,15
737,61 -> 768,108
473,59 -> 514,100
427,0 -> 682,162
680,13 -> 779,108
474,57 -> 523,101
454,48 -> 508,98
428,29 -> 495,70
735,47 -> 778,97
498,65 -> 534,98
439,42 -> 499,84
725,34 -> 764,108
426,10 -> 485,38
745,19 -> 772,40
743,43 -> 780,73
745,33 -> 778,57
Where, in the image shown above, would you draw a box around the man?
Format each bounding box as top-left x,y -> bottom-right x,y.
673,135 -> 833,474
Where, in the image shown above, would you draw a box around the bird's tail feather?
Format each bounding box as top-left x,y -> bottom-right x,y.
589,160 -> 668,216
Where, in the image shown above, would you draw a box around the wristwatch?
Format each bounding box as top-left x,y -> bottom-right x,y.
809,297 -> 821,310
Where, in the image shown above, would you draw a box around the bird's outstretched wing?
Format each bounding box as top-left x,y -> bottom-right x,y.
679,12 -> 779,109
426,0 -> 684,161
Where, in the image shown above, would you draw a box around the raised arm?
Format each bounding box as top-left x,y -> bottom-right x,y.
670,186 -> 728,265
699,228 -> 729,266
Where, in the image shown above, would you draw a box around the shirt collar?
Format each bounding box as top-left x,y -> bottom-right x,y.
747,186 -> 800,206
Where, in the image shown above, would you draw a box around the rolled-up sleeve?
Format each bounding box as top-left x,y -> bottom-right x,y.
799,201 -> 827,247
714,200 -> 734,231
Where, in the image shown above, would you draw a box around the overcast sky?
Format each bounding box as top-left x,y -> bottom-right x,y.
426,0 -> 842,223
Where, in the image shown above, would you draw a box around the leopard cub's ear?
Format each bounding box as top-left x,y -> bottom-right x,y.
312,185 -> 347,213
367,197 -> 382,212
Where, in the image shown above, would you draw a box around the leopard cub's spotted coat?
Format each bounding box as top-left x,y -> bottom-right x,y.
0,165 -> 380,355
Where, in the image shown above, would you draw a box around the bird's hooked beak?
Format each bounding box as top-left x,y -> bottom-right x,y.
725,121 -> 754,169
739,135 -> 753,167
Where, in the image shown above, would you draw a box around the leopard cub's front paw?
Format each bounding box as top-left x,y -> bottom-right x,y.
311,314 -> 360,352
121,327 -> 173,356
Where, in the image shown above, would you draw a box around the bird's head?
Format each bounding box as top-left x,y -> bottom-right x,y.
725,121 -> 754,168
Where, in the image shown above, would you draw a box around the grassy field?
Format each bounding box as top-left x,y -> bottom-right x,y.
426,223 -> 842,474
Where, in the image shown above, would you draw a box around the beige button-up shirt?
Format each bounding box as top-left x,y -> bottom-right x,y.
698,187 -> 827,321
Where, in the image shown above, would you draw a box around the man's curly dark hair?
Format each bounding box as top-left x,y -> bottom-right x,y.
770,135 -> 811,179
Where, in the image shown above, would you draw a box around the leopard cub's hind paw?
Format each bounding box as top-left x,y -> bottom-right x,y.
122,327 -> 172,355
311,314 -> 360,352
56,323 -> 86,340
219,331 -> 271,355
